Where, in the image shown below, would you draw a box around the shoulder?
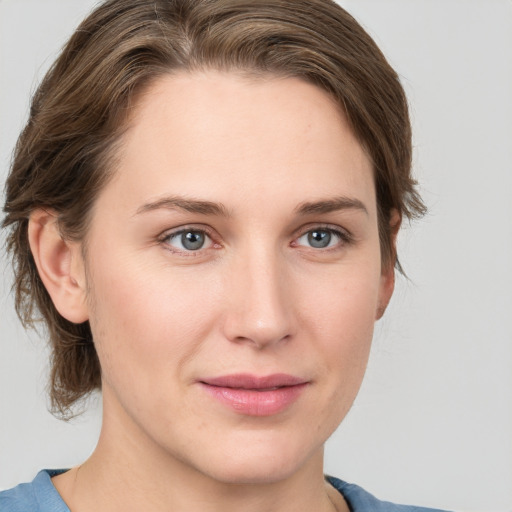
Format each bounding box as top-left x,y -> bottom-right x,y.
327,476 -> 452,512
0,470 -> 70,512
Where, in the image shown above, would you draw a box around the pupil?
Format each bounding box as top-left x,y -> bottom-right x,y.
182,231 -> 204,250
308,230 -> 331,248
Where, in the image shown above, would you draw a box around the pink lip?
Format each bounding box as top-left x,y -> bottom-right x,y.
199,373 -> 309,416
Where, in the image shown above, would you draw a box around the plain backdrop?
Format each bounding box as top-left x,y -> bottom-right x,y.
1,1 -> 511,511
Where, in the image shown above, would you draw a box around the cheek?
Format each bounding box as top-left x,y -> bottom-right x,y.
300,264 -> 380,410
86,257 -> 220,390
300,259 -> 381,347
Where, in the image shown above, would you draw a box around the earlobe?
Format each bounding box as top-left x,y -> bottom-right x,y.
376,209 -> 401,320
376,269 -> 395,320
28,209 -> 89,324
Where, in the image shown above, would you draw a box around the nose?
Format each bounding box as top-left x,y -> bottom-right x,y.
222,246 -> 294,349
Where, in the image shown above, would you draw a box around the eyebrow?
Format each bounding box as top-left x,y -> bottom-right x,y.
135,196 -> 230,217
135,195 -> 368,218
294,196 -> 368,216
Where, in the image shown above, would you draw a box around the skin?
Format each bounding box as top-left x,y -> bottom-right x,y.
29,71 -> 396,512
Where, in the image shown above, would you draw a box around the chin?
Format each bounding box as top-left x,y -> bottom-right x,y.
190,433 -> 324,486
203,458 -> 304,486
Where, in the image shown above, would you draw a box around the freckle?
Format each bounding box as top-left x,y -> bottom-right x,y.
196,420 -> 207,431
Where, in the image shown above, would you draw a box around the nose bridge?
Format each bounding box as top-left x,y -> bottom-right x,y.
223,239 -> 293,348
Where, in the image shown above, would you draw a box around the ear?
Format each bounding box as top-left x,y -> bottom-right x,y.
376,209 -> 401,320
28,209 -> 89,324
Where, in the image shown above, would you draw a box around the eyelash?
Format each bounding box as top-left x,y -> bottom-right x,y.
293,225 -> 353,251
159,224 -> 353,255
159,225 -> 218,256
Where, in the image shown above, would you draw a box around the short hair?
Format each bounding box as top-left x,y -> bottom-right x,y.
2,0 -> 426,417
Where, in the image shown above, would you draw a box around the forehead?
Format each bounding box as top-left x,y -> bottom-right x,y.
100,70 -> 375,217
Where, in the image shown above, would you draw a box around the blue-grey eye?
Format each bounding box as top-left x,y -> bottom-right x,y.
182,231 -> 205,250
308,230 -> 332,248
166,229 -> 212,251
297,228 -> 342,249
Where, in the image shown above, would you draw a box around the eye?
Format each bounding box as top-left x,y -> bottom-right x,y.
163,229 -> 213,252
295,227 -> 347,249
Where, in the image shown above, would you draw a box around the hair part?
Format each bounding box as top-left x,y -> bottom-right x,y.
2,0 -> 426,417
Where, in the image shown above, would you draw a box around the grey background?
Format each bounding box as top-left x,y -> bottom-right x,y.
1,1 -> 511,511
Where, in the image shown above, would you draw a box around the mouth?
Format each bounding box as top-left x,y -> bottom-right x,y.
199,373 -> 309,416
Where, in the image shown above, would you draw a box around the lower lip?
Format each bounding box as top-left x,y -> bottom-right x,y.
200,383 -> 308,416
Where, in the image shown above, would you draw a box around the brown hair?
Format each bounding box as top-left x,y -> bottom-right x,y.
2,0 -> 426,417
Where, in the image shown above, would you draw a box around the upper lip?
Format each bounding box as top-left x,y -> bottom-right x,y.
200,373 -> 308,390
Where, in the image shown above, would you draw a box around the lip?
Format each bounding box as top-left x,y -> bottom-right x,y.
199,373 -> 309,416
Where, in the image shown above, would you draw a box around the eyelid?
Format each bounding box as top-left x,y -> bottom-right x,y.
157,222 -> 353,254
158,224 -> 220,253
292,223 -> 354,248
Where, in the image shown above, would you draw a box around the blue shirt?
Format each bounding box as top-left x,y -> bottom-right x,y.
0,470 -> 449,511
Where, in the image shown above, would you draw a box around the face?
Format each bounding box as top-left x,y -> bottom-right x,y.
77,71 -> 393,484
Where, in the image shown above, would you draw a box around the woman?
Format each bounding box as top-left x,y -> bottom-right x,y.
1,0 -> 448,510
